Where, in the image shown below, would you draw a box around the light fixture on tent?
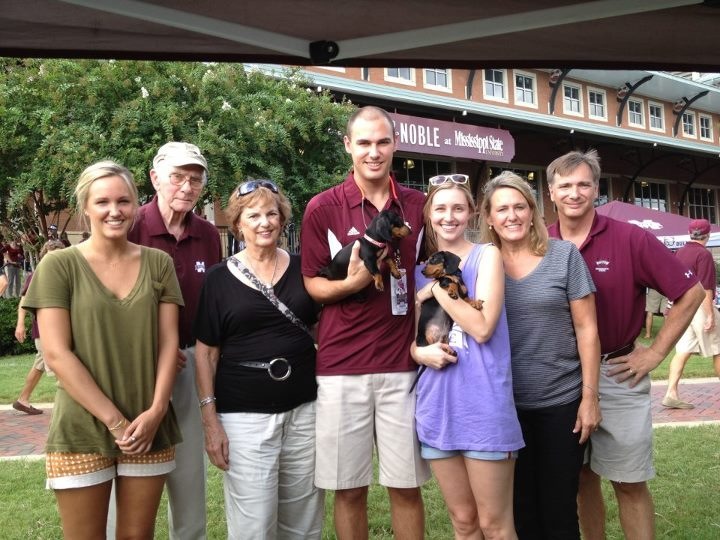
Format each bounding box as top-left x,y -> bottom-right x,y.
527,172 -> 535,181
404,159 -> 415,169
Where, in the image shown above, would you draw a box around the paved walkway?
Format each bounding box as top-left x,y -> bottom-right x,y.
1,379 -> 718,460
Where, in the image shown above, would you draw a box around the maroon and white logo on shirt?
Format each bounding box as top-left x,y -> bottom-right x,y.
195,261 -> 206,273
594,259 -> 610,273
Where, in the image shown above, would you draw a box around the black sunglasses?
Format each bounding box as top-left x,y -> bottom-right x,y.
236,179 -> 279,197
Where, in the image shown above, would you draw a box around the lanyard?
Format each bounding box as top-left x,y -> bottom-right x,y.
355,177 -> 407,230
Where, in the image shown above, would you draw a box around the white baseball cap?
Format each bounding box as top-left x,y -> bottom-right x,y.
153,142 -> 208,173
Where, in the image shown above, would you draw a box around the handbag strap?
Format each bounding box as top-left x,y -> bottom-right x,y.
227,254 -> 313,337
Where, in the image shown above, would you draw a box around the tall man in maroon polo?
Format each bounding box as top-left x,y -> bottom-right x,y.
547,149 -> 703,540
301,106 -> 430,540
110,142 -> 221,540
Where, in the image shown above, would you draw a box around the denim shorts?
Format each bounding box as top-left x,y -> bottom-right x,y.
420,442 -> 518,461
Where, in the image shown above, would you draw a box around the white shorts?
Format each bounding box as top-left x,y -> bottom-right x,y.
675,306 -> 720,357
315,372 -> 430,490
588,364 -> 654,483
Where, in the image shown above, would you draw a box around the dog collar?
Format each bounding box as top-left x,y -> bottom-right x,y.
363,234 -> 386,248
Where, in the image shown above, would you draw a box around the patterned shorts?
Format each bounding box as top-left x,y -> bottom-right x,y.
46,447 -> 175,489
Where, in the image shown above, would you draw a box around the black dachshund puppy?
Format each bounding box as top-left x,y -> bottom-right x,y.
410,251 -> 483,392
318,210 -> 411,291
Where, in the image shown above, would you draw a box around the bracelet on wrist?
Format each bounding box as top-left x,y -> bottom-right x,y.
582,384 -> 601,401
108,418 -> 127,431
198,396 -> 216,408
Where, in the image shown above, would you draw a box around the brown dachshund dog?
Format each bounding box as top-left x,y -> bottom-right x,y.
410,251 -> 483,392
318,210 -> 411,291
416,251 -> 483,347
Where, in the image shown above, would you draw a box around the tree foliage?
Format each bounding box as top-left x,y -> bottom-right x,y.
0,59 -> 353,241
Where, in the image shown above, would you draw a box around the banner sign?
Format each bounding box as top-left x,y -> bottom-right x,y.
389,112 -> 515,162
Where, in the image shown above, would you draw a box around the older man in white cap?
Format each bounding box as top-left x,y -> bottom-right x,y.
108,142 -> 222,539
663,218 -> 720,408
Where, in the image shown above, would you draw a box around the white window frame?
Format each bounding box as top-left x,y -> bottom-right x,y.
513,69 -> 537,109
483,68 -> 508,103
562,83 -> 583,117
384,67 -> 416,86
682,111 -> 697,138
422,68 -> 452,93
587,87 -> 607,121
687,186 -> 717,224
699,114 -> 714,142
648,101 -> 665,132
627,98 -> 645,128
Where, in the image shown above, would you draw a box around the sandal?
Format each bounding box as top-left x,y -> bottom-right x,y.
12,401 -> 44,415
661,397 -> 695,409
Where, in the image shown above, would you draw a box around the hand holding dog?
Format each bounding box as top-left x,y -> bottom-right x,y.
344,240 -> 387,293
415,280 -> 436,304
413,341 -> 457,370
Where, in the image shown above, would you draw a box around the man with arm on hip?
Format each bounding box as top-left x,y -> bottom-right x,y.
547,149 -> 704,540
109,142 -> 222,539
301,106 -> 430,540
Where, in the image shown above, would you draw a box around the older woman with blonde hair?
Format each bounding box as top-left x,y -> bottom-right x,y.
195,179 -> 323,539
22,160 -> 183,539
481,171 -> 601,539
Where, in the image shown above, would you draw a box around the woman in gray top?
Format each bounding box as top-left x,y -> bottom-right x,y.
481,171 -> 601,539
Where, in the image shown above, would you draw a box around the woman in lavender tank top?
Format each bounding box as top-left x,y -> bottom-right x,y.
412,176 -> 524,538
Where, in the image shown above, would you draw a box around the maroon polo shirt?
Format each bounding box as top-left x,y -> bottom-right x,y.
675,241 -> 716,293
128,196 -> 222,348
301,172 -> 426,375
548,213 -> 698,354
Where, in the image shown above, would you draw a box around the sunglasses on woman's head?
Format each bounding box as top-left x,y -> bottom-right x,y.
428,174 -> 469,186
236,180 -> 279,197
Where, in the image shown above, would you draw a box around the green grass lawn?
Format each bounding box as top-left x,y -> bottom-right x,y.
1,316 -> 718,539
1,426 -> 718,539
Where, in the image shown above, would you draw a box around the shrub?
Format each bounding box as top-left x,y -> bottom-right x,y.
0,298 -> 36,356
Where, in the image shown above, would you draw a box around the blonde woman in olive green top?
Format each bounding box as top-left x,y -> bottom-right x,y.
22,161 -> 183,539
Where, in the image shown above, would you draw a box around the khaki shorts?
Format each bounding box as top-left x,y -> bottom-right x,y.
675,307 -> 720,357
588,364 -> 654,483
645,289 -> 668,314
315,372 -> 430,490
46,447 -> 175,489
31,339 -> 54,376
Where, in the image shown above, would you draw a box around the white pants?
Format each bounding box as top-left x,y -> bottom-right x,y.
107,347 -> 207,539
220,401 -> 324,540
166,346 -> 207,540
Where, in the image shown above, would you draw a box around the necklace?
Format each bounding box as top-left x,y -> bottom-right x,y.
244,251 -> 279,289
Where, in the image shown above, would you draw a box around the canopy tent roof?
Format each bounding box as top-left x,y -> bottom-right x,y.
2,0 -> 720,71
596,200 -> 720,248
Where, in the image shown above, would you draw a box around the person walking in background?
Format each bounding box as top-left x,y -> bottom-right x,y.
195,179 -> 324,539
412,174 -> 523,538
547,149 -> 704,540
483,172 -> 601,539
3,237 -> 24,298
301,106 -> 430,539
22,161 -> 183,538
12,239 -> 66,415
108,142 -> 221,540
662,219 -> 720,409
644,288 -> 668,339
